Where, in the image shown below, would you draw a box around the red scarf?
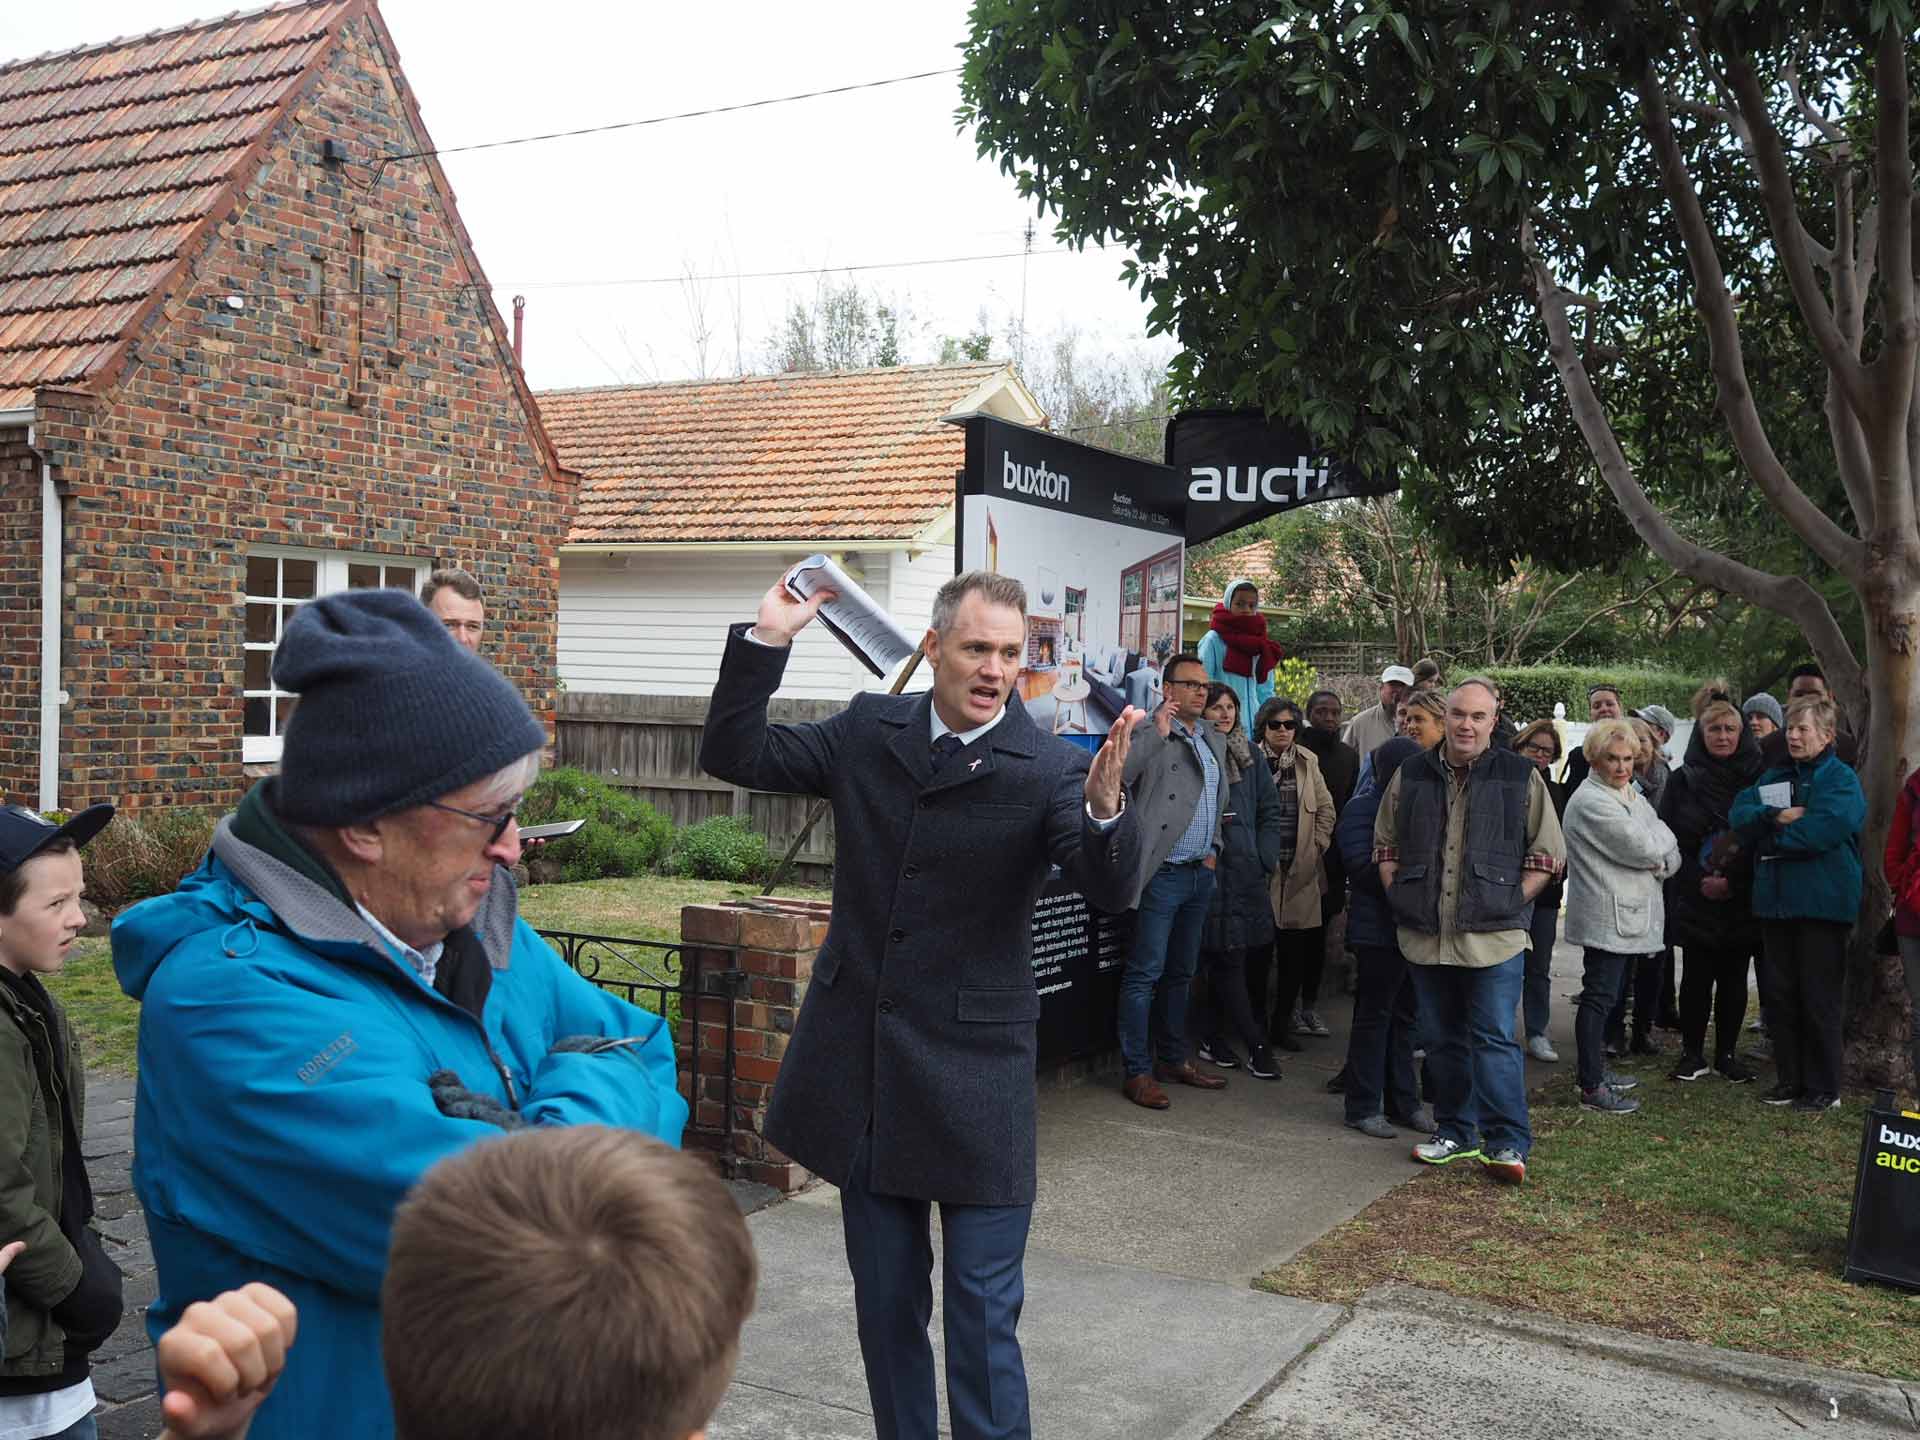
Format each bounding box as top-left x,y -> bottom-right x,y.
1210,605 -> 1283,681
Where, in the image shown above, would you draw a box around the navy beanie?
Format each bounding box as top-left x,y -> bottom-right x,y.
271,589 -> 547,826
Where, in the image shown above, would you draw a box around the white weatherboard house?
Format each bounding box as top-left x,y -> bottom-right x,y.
539,361 -> 1045,700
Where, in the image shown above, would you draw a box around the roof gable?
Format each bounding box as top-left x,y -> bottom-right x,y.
539,362 -> 1038,545
0,1 -> 354,410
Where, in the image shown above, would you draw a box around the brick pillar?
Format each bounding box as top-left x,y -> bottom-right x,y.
678,896 -> 832,1192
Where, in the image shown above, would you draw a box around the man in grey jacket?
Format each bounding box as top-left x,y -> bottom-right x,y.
1115,653 -> 1231,1109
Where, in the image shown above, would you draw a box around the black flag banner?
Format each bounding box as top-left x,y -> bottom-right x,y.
1164,409 -> 1400,546
1844,1092 -> 1920,1291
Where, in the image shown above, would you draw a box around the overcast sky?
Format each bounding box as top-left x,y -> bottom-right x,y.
0,1 -> 1161,392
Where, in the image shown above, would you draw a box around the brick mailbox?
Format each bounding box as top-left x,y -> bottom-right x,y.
678,897 -> 830,1192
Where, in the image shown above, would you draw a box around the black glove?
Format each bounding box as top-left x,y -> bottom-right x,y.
427,1070 -> 528,1132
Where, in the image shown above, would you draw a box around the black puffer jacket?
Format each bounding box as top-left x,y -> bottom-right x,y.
1202,753 -> 1283,952
1658,726 -> 1764,952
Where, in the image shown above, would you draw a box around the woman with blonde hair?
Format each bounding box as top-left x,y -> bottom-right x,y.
1563,717 -> 1681,1114
1660,685 -> 1765,1083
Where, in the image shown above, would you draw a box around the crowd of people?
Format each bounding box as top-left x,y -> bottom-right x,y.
0,563 -> 1910,1440
1152,576 -> 1903,1178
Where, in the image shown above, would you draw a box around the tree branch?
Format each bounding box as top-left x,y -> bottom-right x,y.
1720,54 -> 1875,425
1634,71 -> 1866,578
1870,18 -> 1917,546
1522,215 -> 1865,702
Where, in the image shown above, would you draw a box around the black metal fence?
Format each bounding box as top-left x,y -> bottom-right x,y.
536,928 -> 745,1173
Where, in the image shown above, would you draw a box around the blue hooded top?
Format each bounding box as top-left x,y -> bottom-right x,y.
112,804 -> 687,1439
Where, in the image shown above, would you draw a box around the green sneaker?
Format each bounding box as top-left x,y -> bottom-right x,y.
1412,1136 -> 1482,1165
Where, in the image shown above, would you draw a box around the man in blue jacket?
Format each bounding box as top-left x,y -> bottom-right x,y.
112,590 -> 686,1440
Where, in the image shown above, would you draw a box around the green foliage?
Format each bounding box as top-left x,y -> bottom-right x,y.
82,807 -> 219,910
1267,656 -> 1320,705
518,768 -> 674,883
663,816 -> 771,884
1480,666 -> 1705,727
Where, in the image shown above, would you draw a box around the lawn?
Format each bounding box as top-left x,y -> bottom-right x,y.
1259,1046 -> 1920,1382
43,875 -> 830,1074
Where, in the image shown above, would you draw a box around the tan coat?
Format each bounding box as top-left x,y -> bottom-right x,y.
1267,743 -> 1336,930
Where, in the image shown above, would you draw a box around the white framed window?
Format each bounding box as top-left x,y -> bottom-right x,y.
243,547 -> 426,762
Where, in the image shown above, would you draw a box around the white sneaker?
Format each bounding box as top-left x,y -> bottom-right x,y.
1526,1035 -> 1559,1063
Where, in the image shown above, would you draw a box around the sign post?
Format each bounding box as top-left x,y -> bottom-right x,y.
1843,1089 -> 1920,1291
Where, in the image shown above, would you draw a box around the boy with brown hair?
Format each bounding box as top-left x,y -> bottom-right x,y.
154,1127 -> 758,1440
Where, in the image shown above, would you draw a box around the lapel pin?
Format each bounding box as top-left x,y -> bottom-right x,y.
968,758 -> 982,772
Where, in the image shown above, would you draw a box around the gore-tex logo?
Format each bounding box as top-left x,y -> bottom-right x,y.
297,1032 -> 356,1084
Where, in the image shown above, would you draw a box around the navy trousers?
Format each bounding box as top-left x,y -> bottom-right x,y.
840,1132 -> 1034,1440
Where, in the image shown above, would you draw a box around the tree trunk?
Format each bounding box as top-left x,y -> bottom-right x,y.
1847,550 -> 1920,1088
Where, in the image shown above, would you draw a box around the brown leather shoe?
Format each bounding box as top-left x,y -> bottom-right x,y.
1155,1060 -> 1228,1091
1122,1073 -> 1170,1109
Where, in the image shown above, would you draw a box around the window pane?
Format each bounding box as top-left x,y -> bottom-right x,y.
385,566 -> 416,592
283,559 -> 317,599
244,697 -> 271,736
246,555 -> 277,596
275,697 -> 298,733
245,604 -> 276,643
347,563 -> 380,589
244,649 -> 271,689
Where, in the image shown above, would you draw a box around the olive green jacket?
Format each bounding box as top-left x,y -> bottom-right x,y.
0,974 -> 86,1378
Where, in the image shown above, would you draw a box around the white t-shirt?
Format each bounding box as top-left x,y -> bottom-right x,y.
0,1379 -> 97,1440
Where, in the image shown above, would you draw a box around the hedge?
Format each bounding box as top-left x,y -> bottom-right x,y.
663,815 -> 772,883
1479,666 -> 1714,727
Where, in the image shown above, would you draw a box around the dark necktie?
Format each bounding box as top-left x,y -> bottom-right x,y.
931,733 -> 965,771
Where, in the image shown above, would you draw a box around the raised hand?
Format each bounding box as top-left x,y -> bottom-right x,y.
751,577 -> 836,648
157,1283 -> 298,1440
1086,705 -> 1147,819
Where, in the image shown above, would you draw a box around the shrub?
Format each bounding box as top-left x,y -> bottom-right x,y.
82,806 -> 220,910
664,816 -> 771,883
1479,665 -> 1705,727
517,768 -> 673,883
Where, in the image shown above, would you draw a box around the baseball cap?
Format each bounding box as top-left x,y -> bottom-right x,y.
1380,665 -> 1416,686
0,803 -> 114,875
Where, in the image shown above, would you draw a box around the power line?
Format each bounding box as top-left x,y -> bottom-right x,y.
206,246 -> 1098,301
368,67 -> 962,176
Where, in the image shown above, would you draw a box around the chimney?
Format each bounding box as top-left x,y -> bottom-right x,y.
512,294 -> 526,366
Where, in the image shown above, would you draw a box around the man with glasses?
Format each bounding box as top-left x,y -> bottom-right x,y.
1115,653 -> 1231,1108
111,589 -> 685,1438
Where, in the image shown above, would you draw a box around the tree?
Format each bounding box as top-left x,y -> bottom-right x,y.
1017,324 -> 1175,460
961,2 -> 1917,1080
765,275 -> 913,373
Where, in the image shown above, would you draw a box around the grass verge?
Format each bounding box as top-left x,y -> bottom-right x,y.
44,876 -> 831,1075
1258,1048 -> 1920,1381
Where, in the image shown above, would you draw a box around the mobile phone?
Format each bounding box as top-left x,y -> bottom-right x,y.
517,820 -> 586,840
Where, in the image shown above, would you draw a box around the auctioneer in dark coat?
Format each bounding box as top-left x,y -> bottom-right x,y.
698,625 -> 1142,1207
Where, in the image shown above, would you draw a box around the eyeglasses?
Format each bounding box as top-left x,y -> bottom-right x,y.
1164,678 -> 1210,691
1266,719 -> 1297,731
1515,743 -> 1556,758
425,799 -> 519,845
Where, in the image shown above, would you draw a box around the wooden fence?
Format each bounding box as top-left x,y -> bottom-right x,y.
555,691 -> 843,880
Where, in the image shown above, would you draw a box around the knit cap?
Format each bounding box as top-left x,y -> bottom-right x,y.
1741,693 -> 1785,730
270,589 -> 547,826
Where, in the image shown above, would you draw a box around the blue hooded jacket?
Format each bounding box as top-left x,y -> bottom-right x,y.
112,816 -> 687,1439
1728,744 -> 1865,925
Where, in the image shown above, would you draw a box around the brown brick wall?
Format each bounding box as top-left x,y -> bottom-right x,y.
20,14 -> 572,812
0,429 -> 40,804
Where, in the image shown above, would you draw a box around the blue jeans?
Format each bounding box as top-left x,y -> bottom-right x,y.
1577,948 -> 1639,1092
1408,955 -> 1531,1157
1523,899 -> 1558,1040
49,1417 -> 97,1440
1119,862 -> 1216,1076
841,1133 -> 1034,1440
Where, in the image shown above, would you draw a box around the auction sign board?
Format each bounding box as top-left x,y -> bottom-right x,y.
1164,408 -> 1399,545
1844,1094 -> 1920,1291
953,415 -> 1184,1062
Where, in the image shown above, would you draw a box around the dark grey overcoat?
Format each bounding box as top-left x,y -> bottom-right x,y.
699,625 -> 1141,1205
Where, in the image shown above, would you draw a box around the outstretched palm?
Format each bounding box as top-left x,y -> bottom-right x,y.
1085,706 -> 1145,819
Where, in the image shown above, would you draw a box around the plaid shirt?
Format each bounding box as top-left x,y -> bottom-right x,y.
1166,716 -> 1222,863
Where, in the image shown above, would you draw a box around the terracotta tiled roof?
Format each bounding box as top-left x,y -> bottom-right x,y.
0,0 -> 354,410
540,362 -> 1015,544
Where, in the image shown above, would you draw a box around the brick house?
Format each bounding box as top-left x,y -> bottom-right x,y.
0,0 -> 573,812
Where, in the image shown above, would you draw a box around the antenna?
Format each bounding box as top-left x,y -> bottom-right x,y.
1017,217 -> 1034,371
